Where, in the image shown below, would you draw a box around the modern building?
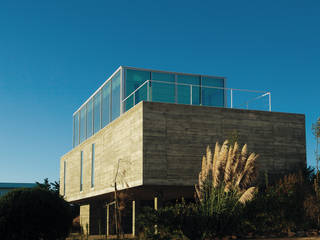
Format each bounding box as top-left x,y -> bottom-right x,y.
60,66 -> 306,236
0,182 -> 36,197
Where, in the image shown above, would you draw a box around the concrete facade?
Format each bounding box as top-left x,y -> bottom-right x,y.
143,102 -> 306,185
61,103 -> 143,202
60,101 -> 306,235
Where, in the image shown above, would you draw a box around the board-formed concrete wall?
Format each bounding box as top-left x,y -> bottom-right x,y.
60,101 -> 306,202
60,103 -> 143,202
143,102 -> 306,186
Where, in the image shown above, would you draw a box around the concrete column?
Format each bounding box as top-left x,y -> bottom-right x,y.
154,197 -> 158,234
154,197 -> 158,210
106,204 -> 109,237
80,205 -> 90,235
132,200 -> 135,236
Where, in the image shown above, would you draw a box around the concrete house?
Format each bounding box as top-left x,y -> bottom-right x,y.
60,66 -> 306,236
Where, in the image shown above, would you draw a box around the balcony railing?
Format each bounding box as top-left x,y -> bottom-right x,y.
122,80 -> 271,112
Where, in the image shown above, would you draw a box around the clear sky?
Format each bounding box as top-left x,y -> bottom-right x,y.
0,0 -> 319,183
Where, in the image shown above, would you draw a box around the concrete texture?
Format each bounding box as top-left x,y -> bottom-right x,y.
60,101 -> 306,235
143,102 -> 306,185
60,102 -> 143,202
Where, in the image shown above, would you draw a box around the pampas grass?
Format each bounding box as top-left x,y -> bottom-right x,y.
195,140 -> 258,204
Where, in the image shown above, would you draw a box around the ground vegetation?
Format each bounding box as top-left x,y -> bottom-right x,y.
136,141 -> 320,240
0,187 -> 73,240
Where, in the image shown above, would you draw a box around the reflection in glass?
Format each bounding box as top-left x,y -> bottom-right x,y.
72,67 -> 226,148
87,99 -> 93,138
177,74 -> 200,105
94,91 -> 101,134
201,77 -> 224,107
124,95 -> 134,112
112,72 -> 121,121
73,113 -> 79,147
134,83 -> 148,105
152,72 -> 175,103
125,69 -> 150,98
80,106 -> 86,143
102,82 -> 111,127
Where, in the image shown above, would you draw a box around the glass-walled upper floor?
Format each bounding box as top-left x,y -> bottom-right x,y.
73,66 -> 226,147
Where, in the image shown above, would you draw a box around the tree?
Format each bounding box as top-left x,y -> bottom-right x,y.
36,178 -> 79,227
36,178 -> 60,196
0,187 -> 73,240
110,158 -> 130,238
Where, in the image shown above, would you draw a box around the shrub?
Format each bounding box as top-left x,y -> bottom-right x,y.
0,187 -> 73,240
194,141 -> 258,238
243,168 -> 319,235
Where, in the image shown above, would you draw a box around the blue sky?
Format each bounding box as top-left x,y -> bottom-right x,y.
0,0 -> 319,183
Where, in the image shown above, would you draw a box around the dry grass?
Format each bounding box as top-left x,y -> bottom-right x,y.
195,140 -> 258,204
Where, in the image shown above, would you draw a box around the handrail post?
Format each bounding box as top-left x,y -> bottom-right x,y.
230,89 -> 233,108
190,85 -> 193,105
147,80 -> 150,101
133,92 -> 135,106
269,92 -> 272,111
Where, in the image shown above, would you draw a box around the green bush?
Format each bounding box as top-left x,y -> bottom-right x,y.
0,187 -> 73,240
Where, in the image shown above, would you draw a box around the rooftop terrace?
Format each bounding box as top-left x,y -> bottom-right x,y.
72,66 -> 271,148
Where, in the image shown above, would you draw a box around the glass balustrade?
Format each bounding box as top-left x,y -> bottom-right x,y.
72,67 -> 271,148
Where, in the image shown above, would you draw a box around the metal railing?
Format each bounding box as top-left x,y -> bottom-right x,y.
122,80 -> 271,112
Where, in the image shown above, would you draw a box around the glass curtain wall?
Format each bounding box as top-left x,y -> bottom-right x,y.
124,69 -> 150,111
87,99 -> 93,138
73,69 -> 121,147
151,72 -> 175,103
112,72 -> 121,120
73,113 -> 79,147
73,67 -> 225,148
93,91 -> 101,134
177,74 -> 200,105
102,82 -> 111,127
79,107 -> 86,143
201,77 -> 225,107
123,68 -> 224,108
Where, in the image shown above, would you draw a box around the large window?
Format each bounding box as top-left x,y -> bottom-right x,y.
151,72 -> 175,103
177,74 -> 200,105
80,151 -> 83,192
102,82 -> 111,127
124,69 -> 150,111
112,72 -> 120,121
91,144 -> 95,188
201,77 -> 225,107
80,107 -> 86,143
93,91 -> 101,134
87,99 -> 93,138
73,113 -> 79,147
72,67 -> 226,148
125,69 -> 150,98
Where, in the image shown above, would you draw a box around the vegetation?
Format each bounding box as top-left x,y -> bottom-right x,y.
36,178 -> 80,221
0,187 -> 73,240
36,177 -> 60,195
136,141 -> 320,240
